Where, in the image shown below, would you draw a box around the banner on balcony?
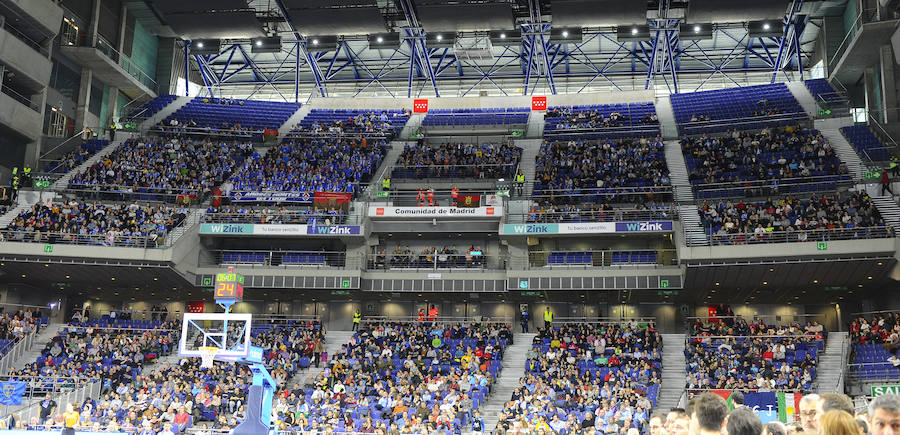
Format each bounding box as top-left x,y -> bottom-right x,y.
500,221 -> 674,235
230,191 -> 313,203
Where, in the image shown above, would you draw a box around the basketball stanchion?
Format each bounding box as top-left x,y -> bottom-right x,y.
178,267 -> 276,434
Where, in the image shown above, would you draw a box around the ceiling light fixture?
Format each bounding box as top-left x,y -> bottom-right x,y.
561,31 -> 569,37
255,40 -> 262,46
694,25 -> 701,33
196,42 -> 203,48
632,28 -> 638,35
376,36 -> 383,43
500,33 -> 506,39
763,23 -> 771,30
435,35 -> 442,41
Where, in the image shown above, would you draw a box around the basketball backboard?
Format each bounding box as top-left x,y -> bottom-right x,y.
179,313 -> 252,359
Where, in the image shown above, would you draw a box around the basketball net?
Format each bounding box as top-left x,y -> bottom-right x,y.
199,346 -> 219,368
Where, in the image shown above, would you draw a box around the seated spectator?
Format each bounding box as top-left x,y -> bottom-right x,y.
5,200 -> 187,247
384,245 -> 485,269
497,321 -> 661,434
686,317 -> 822,391
699,192 -> 889,245
526,201 -> 671,223
682,126 -> 847,186
289,110 -> 408,140
230,137 -> 386,195
204,205 -> 347,225
850,313 -> 900,344
68,137 -> 253,201
43,141 -> 106,174
393,143 -> 523,179
534,137 -> 670,204
293,321 -> 509,433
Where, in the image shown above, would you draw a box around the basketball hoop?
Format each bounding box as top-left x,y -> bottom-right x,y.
199,346 -> 219,368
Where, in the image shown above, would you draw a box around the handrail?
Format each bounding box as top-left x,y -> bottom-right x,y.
0,329 -> 35,376
0,85 -> 40,112
508,207 -> 674,224
695,226 -> 894,247
0,229 -> 169,249
848,309 -> 900,316
359,315 -> 513,324
689,334 -> 825,340
680,112 -> 809,130
829,8 -> 879,71
38,129 -> 90,160
550,316 -> 657,324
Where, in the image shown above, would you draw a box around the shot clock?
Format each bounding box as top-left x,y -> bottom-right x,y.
214,271 -> 244,302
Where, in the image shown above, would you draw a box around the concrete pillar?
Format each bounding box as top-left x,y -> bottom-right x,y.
117,4 -> 127,54
106,86 -> 118,129
74,68 -> 93,133
879,45 -> 898,124
88,0 -> 101,47
864,66 -> 879,121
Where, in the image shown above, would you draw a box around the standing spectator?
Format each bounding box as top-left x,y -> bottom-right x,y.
799,394 -> 822,432
870,394 -> 900,435
691,392 -> 728,435
883,170 -> 894,196
819,410 -> 861,435
726,408 -> 763,435
519,307 -> 529,333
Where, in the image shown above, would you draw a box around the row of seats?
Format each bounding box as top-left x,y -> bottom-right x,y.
547,251 -> 593,265
422,112 -> 529,126
805,79 -> 845,106
671,83 -> 807,134
611,250 -> 658,264
127,94 -> 177,119
165,98 -> 301,131
841,124 -> 892,162
222,251 -> 328,265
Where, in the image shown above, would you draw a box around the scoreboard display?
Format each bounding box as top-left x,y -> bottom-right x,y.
214,272 -> 244,301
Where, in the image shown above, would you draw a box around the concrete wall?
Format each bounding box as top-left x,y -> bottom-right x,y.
0,26 -> 52,88
679,238 -> 897,261
0,91 -> 42,141
307,90 -> 656,111
3,0 -> 64,39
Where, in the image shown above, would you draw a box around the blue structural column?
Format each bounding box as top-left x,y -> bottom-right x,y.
771,0 -> 803,83
184,41 -> 190,97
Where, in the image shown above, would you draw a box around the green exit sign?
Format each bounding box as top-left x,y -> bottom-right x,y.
872,385 -> 900,397
332,290 -> 350,296
341,279 -> 351,288
658,290 -> 679,296
376,191 -> 390,198
865,170 -> 882,180
817,241 -> 828,251
201,277 -> 212,286
660,279 -> 669,288
818,108 -> 832,117
33,180 -> 51,189
518,280 -> 529,289
43,245 -> 53,253
521,291 -> 542,297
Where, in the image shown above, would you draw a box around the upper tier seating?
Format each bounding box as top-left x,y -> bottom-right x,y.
534,138 -> 670,203
295,321 -> 510,433
229,137 -> 386,195
68,137 -> 253,202
497,321 -> 661,434
392,142 -> 523,179
544,102 -> 660,139
670,83 -> 807,134
698,192 -> 890,244
686,317 -> 824,391
289,109 -> 409,140
126,95 -> 177,120
42,140 -> 108,174
203,206 -> 347,225
841,124 -> 892,162
682,126 -> 849,198
805,79 -> 846,106
162,98 -> 300,139
422,107 -> 529,127
526,202 -> 672,223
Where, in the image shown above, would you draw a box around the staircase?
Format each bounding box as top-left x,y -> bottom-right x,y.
871,195 -> 900,230
400,114 -> 424,139
11,324 -> 62,372
663,140 -> 694,203
785,81 -> 819,119
482,332 -> 535,432
289,330 -> 355,389
815,331 -> 848,393
276,105 -> 312,142
0,204 -> 27,229
140,96 -> 192,131
815,117 -> 866,180
364,141 -> 408,199
164,208 -> 205,247
50,137 -> 126,190
654,97 -> 679,140
513,139 -> 542,198
679,205 -> 710,247
657,333 -> 687,411
525,111 -> 545,138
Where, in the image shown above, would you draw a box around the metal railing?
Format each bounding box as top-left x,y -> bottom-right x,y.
81,309 -> 183,323
201,210 -> 357,225
691,175 -> 854,200
6,376 -> 100,424
93,38 -> 158,94
282,130 -> 399,140
686,314 -> 827,324
679,112 -> 810,133
0,18 -> 49,56
0,85 -> 39,112
391,162 -> 520,180
211,250 -> 361,269
367,252 -> 502,271
0,229 -> 169,249
543,124 -> 661,137
829,8 -> 880,72
148,125 -> 269,139
549,317 -> 657,325
693,226 -> 894,247
38,129 -> 94,162
359,315 -> 513,325
63,185 -> 206,204
846,362 -> 900,382
508,206 -> 674,224
0,329 -> 35,376
512,249 -> 678,269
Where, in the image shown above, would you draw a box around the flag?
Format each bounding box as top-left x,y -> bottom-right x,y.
709,390 -> 735,410
187,301 -> 205,313
777,392 -> 803,423
0,381 -> 25,405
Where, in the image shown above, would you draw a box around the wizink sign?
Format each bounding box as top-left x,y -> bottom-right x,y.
500,221 -> 674,235
200,224 -> 253,234
200,224 -> 361,236
307,225 -> 362,235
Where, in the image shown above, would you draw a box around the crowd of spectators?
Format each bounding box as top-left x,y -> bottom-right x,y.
3,200 -> 187,247
279,321 -> 510,433
526,201 -> 672,223
371,245 -> 487,269
682,127 -> 847,186
698,192 -> 890,245
298,110 -> 409,137
68,137 -> 253,199
393,142 -> 523,179
42,141 -> 105,174
546,108 -> 658,130
203,206 -> 347,225
534,138 -> 670,203
685,317 -> 825,391
850,313 -> 900,344
12,319 -> 325,433
230,138 -> 385,195
0,309 -> 42,356
497,321 -> 661,434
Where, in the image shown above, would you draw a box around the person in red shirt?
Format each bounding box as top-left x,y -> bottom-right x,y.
427,305 -> 439,322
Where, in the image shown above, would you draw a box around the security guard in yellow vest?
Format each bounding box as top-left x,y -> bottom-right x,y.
892,156 -> 899,176
352,311 -> 361,331
543,307 -> 553,330
515,171 -> 525,196
381,176 -> 390,192
22,165 -> 31,187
